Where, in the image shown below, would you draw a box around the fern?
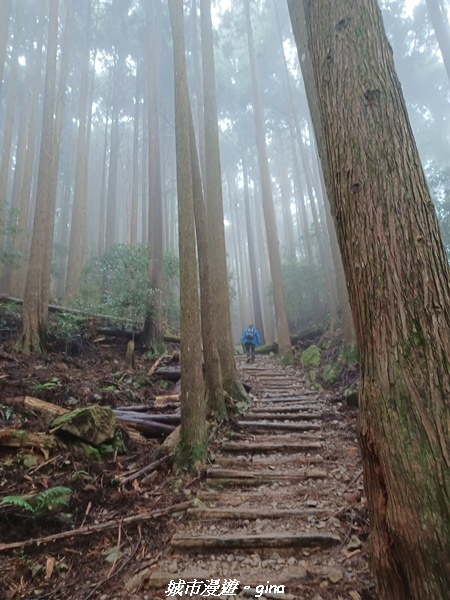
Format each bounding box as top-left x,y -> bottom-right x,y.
0,486 -> 72,516
35,486 -> 72,513
0,496 -> 34,512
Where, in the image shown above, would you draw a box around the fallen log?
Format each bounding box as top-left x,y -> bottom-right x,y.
155,367 -> 181,381
0,500 -> 193,552
0,428 -> 56,455
113,411 -> 181,425
5,396 -> 67,421
171,532 -> 340,550
117,418 -> 175,436
154,394 -> 180,407
147,354 -> 168,377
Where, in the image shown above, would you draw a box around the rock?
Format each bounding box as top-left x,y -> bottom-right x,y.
167,561 -> 178,574
347,535 -> 362,551
328,568 -> 343,583
51,406 -> 116,445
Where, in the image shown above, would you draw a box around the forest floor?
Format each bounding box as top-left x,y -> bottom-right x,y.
0,317 -> 372,600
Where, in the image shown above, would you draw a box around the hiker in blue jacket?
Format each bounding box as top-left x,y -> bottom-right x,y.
241,324 -> 260,363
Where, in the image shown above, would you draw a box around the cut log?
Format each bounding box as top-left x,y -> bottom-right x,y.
187,507 -> 332,520
222,440 -> 323,453
125,339 -> 135,370
5,396 -> 67,426
207,468 -> 327,480
171,532 -> 340,550
154,394 -> 180,407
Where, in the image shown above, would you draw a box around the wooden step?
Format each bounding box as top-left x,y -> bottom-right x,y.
241,412 -> 321,421
187,506 -> 332,520
171,532 -> 340,551
222,440 -> 323,453
257,396 -> 319,403
215,455 -> 324,468
207,467 -> 327,480
249,405 -> 321,414
238,421 -> 321,432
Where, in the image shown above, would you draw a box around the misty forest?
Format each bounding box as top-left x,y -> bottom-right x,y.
0,0 -> 449,599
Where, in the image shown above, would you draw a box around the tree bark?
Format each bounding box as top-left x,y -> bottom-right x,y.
189,109 -> 226,419
169,0 -> 207,470
65,0 -> 91,300
290,1 -> 450,597
426,0 -> 450,85
142,0 -> 164,350
200,0 -> 246,397
18,0 -> 59,353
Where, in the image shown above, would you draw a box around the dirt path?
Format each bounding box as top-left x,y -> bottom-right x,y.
143,356 -> 373,600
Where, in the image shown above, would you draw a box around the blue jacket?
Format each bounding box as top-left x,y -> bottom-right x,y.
241,325 -> 260,346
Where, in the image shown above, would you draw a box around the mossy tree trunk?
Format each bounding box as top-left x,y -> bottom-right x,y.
169,0 -> 207,470
289,1 -> 450,597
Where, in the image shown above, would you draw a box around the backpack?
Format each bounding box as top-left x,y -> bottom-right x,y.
245,326 -> 255,341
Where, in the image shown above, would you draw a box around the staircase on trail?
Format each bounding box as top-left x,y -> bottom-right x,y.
149,355 -> 365,600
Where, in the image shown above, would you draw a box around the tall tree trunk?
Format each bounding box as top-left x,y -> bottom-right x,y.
18,0 -> 59,353
105,56 -> 122,250
142,0 -> 164,350
44,0 -> 74,304
9,0 -> 45,298
426,0 -> 450,84
191,0 -> 206,179
291,1 -> 450,597
130,65 -> 140,248
243,155 -> 265,343
244,0 -> 293,363
200,0 -> 245,398
0,0 -> 11,97
169,0 -> 207,470
0,2 -> 22,271
189,110 -> 226,419
287,0 -> 353,343
65,0 -> 91,300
